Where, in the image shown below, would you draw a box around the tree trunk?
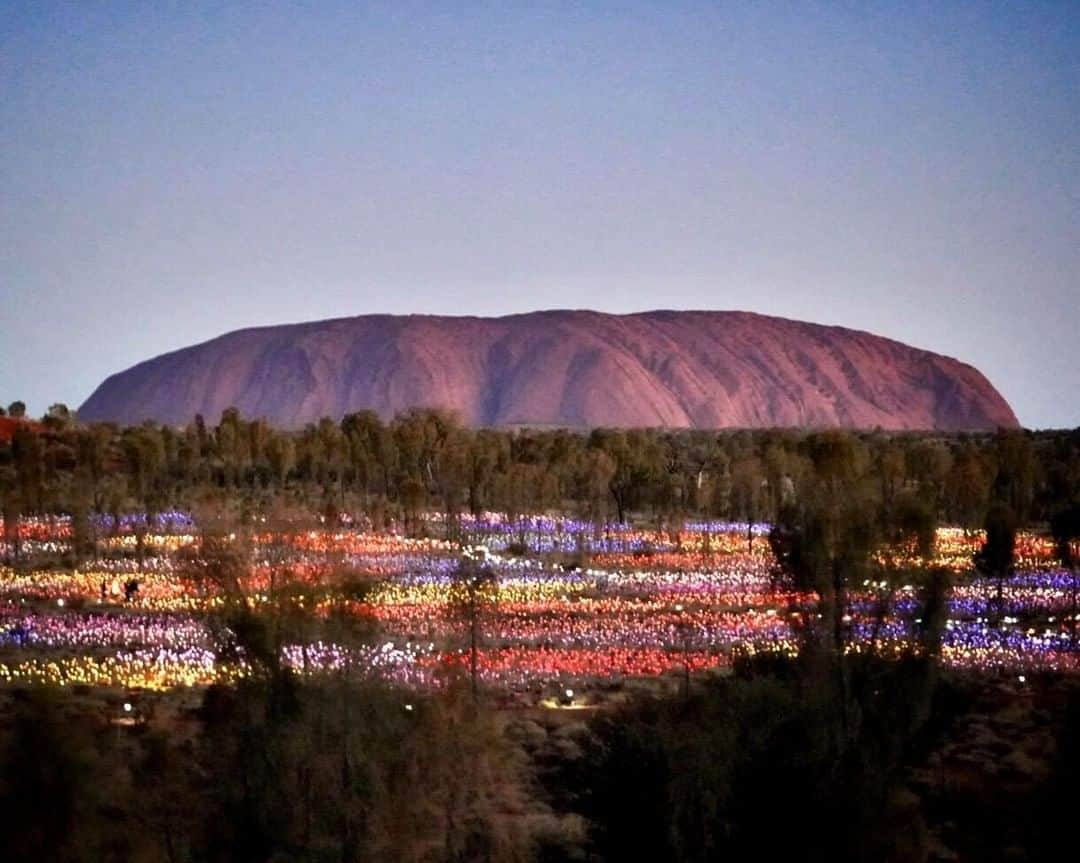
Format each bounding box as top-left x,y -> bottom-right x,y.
470,604 -> 479,703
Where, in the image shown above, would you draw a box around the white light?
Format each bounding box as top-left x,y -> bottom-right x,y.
404,703 -> 413,712
1018,675 -> 1026,684
123,702 -> 133,713
565,688 -> 574,699
56,598 -> 65,608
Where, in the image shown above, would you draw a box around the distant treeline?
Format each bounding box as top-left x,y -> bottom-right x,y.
1,401 -> 1078,535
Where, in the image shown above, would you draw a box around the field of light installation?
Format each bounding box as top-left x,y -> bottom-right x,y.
1,512 -> 1077,702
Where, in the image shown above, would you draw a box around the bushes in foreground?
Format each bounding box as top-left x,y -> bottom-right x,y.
0,676 -> 528,863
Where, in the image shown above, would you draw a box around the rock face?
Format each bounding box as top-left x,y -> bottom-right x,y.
79,310 -> 1018,430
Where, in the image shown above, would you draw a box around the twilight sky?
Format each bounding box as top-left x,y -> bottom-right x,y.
1,2 -> 1077,428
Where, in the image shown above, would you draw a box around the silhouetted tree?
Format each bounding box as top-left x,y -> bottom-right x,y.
975,502 -> 1017,625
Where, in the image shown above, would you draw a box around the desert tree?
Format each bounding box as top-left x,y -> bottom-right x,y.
450,547 -> 499,704
946,442 -> 992,532
974,502 -> 1017,626
1050,503 -> 1080,642
0,467 -> 21,562
991,429 -> 1037,523
11,423 -> 43,514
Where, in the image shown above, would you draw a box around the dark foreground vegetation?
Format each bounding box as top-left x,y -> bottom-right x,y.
2,654 -> 1078,862
0,403 -> 1078,862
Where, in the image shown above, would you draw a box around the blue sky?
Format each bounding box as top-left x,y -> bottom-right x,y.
1,2 -> 1077,426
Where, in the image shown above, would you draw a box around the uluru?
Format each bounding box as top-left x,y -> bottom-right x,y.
78,310 -> 1018,430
